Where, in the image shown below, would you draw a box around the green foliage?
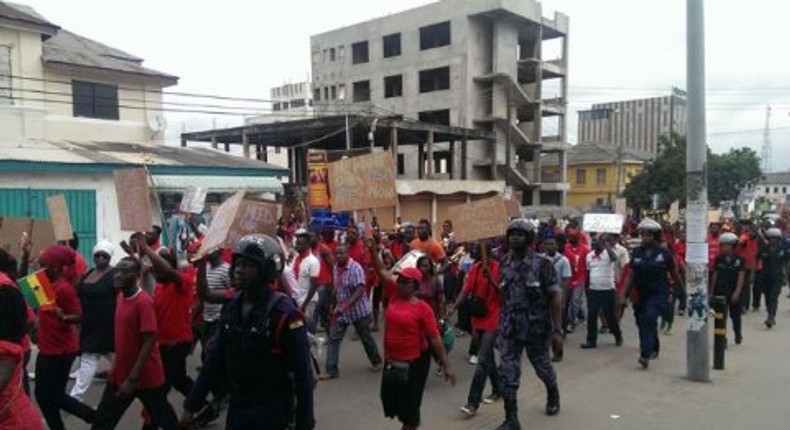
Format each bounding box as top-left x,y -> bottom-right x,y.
623,133 -> 761,209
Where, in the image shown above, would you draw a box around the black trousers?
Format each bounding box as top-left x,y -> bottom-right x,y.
91,383 -> 179,430
586,289 -> 621,345
160,342 -> 194,397
35,353 -> 96,430
752,270 -> 764,310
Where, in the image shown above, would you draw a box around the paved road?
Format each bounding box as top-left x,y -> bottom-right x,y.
54,294 -> 790,430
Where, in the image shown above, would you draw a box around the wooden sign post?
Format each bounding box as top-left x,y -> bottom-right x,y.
195,190 -> 246,259
448,196 -> 510,243
45,194 -> 74,241
113,168 -> 152,232
327,151 -> 397,212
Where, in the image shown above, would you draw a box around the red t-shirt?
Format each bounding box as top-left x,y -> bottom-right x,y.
38,278 -> 80,355
74,253 -> 88,281
315,244 -> 334,286
389,241 -> 405,260
347,240 -> 370,267
463,261 -> 501,332
384,299 -> 439,361
564,244 -> 589,289
0,275 -> 34,352
409,238 -> 446,264
110,290 -> 166,389
707,234 -> 721,272
382,278 -> 398,306
737,235 -> 759,271
153,272 -> 194,345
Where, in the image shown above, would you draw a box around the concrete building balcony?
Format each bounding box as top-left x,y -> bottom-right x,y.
473,72 -> 538,106
541,97 -> 566,116
517,58 -> 565,84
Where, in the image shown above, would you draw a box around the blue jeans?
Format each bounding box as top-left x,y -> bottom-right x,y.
467,330 -> 500,406
325,316 -> 382,377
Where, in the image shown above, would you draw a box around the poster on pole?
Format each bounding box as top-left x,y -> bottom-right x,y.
583,213 -> 625,234
307,150 -> 330,208
668,200 -> 680,223
449,196 -> 509,243
226,200 -> 280,248
45,194 -> 74,241
194,190 -> 245,259
327,151 -> 397,212
180,186 -> 207,214
615,198 -> 627,217
113,168 -> 152,232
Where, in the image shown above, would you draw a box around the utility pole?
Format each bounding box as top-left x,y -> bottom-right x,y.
686,0 -> 710,382
345,113 -> 351,151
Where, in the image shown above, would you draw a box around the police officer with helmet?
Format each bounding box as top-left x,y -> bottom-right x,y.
181,234 -> 315,430
496,219 -> 563,430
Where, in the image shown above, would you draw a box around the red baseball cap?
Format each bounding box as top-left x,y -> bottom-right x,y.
395,267 -> 423,283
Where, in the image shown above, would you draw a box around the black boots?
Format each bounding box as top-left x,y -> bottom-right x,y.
496,399 -> 521,430
546,385 -> 560,416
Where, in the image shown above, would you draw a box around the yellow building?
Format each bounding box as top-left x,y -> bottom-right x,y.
543,143 -> 650,210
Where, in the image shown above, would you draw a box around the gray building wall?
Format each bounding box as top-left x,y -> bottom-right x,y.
578,93 -> 687,155
310,0 -> 569,205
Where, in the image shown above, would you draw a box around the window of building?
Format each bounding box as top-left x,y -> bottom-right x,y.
783,187 -> 787,194
576,169 -> 587,185
314,88 -> 321,101
323,87 -> 329,101
330,86 -> 337,100
272,102 -> 281,111
352,41 -> 369,64
281,102 -> 289,110
72,80 -> 119,120
383,33 -> 401,58
290,99 -> 306,108
397,153 -> 405,175
329,48 -> 336,61
420,21 -> 451,50
419,66 -> 450,93
0,45 -> 11,105
338,84 -> 346,100
353,80 -> 370,102
384,75 -> 403,98
596,168 -> 607,185
338,46 -> 345,61
774,187 -> 779,193
418,109 -> 450,125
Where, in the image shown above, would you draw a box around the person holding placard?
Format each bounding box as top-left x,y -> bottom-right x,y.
580,235 -> 623,349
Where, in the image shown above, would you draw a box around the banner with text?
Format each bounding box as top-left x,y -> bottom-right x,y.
449,196 -> 510,243
307,150 -> 331,208
583,213 -> 625,234
180,186 -> 207,214
226,200 -> 280,248
328,151 -> 397,212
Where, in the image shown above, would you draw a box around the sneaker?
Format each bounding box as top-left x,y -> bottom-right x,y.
580,342 -> 597,349
436,367 -> 443,377
735,334 -> 743,345
371,363 -> 383,372
564,325 -> 575,334
483,393 -> 502,404
615,333 -> 623,347
468,355 -> 479,365
638,357 -> 650,369
599,326 -> 610,334
461,404 -> 479,416
663,324 -> 673,335
194,404 -> 220,426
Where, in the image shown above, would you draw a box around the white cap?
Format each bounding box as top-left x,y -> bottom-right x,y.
92,240 -> 115,257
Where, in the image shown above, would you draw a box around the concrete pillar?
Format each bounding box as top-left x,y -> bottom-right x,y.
391,127 -> 399,176
242,131 -> 250,159
426,129 -> 435,178
180,136 -> 187,148
431,194 -> 438,227
449,140 -> 456,179
418,142 -> 425,179
211,136 -> 217,150
224,143 -> 230,153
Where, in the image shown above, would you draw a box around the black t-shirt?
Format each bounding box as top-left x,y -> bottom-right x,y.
758,245 -> 786,281
712,254 -> 744,297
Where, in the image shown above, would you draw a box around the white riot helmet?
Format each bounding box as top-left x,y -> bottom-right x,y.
765,228 -> 783,239
719,232 -> 739,245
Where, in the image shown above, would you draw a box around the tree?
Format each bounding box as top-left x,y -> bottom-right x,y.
623,133 -> 761,209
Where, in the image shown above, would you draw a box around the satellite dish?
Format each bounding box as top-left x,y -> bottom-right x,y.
147,112 -> 168,133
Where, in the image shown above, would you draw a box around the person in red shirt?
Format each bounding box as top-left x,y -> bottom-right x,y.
136,237 -> 215,425
446,246 -> 502,416
0,286 -> 43,430
380,267 -> 455,430
91,257 -> 179,430
563,230 -> 589,333
410,219 -> 448,273
34,245 -> 96,430
736,223 -> 759,313
314,229 -> 336,332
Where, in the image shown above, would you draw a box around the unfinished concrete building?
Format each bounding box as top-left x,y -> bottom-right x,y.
310,0 -> 570,205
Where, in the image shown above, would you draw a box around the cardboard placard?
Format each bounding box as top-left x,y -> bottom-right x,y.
448,196 -> 510,243
180,186 -> 207,214
45,194 -> 74,241
504,199 -> 522,218
615,198 -> 627,217
668,200 -> 680,223
328,151 -> 397,212
195,190 -> 246,259
0,217 -> 56,261
226,200 -> 280,248
113,168 -> 152,232
583,213 -> 625,234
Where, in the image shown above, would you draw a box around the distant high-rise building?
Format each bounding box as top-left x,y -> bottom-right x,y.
577,89 -> 686,155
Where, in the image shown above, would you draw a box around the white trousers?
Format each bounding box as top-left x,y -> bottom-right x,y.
69,352 -> 114,401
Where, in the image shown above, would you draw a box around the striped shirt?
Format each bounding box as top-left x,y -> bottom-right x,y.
333,259 -> 370,323
203,263 -> 230,322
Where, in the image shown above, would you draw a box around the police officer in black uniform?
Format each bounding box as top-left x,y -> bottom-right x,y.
181,234 -> 315,430
496,219 -> 564,430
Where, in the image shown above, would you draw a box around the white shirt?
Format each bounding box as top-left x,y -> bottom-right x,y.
289,252 -> 321,306
586,251 -> 616,291
612,243 -> 630,279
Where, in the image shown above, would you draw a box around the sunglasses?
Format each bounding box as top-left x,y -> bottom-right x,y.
94,253 -> 111,259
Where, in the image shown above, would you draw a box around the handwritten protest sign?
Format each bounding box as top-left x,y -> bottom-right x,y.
0,217 -> 55,260
45,195 -> 73,241
195,190 -> 245,259
328,151 -> 397,212
583,213 -> 625,234
449,196 -> 509,243
504,199 -> 522,218
226,200 -> 279,248
180,186 -> 207,214
113,168 -> 152,232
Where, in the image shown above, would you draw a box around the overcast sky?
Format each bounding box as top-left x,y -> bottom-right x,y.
20,0 -> 790,170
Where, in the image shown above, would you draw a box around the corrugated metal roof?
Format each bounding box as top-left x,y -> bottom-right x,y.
760,172 -> 790,185
151,174 -> 283,193
0,138 -> 289,173
544,142 -> 653,166
0,2 -> 59,30
43,30 -> 177,83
